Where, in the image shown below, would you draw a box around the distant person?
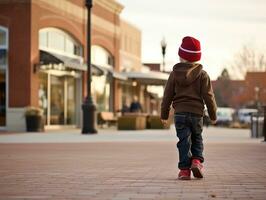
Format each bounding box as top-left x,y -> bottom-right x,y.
120,100 -> 130,115
130,96 -> 142,113
160,36 -> 217,180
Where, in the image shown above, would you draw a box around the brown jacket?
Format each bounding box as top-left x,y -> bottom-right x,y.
161,62 -> 217,120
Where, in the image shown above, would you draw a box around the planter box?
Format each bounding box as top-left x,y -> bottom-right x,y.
147,115 -> 170,129
118,114 -> 147,130
26,115 -> 44,132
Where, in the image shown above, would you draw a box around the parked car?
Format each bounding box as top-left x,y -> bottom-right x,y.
237,108 -> 258,124
216,107 -> 235,126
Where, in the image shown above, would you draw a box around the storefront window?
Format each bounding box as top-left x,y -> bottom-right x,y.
39,72 -> 77,125
50,75 -> 65,125
92,75 -> 110,111
91,45 -> 114,111
0,29 -> 6,46
0,49 -> 7,66
66,77 -> 76,125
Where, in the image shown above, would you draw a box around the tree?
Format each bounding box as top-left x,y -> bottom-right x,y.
218,68 -> 230,80
214,68 -> 231,107
227,45 -> 266,79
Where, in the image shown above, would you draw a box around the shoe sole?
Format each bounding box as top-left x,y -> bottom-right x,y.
191,166 -> 203,178
178,176 -> 191,180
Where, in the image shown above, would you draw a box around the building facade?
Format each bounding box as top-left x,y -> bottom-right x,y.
212,72 -> 266,109
0,0 -> 147,131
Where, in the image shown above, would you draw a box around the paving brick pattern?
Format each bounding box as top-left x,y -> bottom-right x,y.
0,141 -> 266,200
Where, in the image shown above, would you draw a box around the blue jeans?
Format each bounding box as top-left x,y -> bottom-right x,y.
174,112 -> 204,169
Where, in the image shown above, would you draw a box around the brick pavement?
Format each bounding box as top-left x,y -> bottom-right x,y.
0,139 -> 266,200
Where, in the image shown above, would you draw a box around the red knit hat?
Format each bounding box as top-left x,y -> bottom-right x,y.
178,36 -> 201,62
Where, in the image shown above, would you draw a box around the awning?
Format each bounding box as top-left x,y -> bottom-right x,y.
121,71 -> 169,85
40,50 -> 107,76
109,70 -> 127,81
91,64 -> 127,81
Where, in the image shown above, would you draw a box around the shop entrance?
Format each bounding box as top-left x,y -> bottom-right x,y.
39,72 -> 79,126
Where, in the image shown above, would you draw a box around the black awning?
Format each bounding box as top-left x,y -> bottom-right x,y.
40,50 -> 86,71
39,50 -> 104,76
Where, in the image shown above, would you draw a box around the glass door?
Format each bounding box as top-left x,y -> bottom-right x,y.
50,75 -> 65,125
39,72 -> 77,126
66,76 -> 76,125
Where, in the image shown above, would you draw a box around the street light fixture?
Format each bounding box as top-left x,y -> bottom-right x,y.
161,37 -> 167,72
82,0 -> 97,134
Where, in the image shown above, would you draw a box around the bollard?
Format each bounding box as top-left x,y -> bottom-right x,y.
263,106 -> 266,142
256,113 -> 259,138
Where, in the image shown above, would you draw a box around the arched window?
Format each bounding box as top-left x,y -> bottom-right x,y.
39,28 -> 83,58
91,45 -> 114,69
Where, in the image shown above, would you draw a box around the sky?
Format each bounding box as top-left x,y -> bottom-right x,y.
119,0 -> 266,80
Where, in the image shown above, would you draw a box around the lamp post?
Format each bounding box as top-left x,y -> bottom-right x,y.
263,105 -> 266,142
254,86 -> 260,108
82,0 -> 97,134
161,37 -> 167,72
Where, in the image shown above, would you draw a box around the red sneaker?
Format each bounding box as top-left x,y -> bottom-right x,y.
191,159 -> 204,178
178,169 -> 191,180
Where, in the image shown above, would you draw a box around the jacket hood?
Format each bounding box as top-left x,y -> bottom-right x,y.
173,62 -> 203,86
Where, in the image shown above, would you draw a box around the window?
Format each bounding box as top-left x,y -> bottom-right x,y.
0,49 -> 7,66
108,55 -> 114,66
0,27 -> 7,68
39,31 -> 48,48
91,45 -> 114,69
74,44 -> 82,57
48,31 -> 65,52
39,28 -> 83,57
0,30 -> 7,46
65,39 -> 74,55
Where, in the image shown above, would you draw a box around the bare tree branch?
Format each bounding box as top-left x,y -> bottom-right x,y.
226,45 -> 266,79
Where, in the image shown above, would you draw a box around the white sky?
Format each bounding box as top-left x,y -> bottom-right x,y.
119,0 -> 266,80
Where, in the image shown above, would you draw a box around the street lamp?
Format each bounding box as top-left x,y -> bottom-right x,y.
254,86 -> 260,108
161,37 -> 167,72
82,0 -> 97,134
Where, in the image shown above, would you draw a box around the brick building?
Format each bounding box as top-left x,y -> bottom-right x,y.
212,72 -> 266,109
0,0 -> 150,131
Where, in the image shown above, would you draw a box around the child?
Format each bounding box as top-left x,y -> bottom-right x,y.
160,36 -> 217,180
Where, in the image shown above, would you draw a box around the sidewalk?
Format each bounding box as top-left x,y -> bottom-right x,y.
0,127 -> 265,200
0,126 -> 261,144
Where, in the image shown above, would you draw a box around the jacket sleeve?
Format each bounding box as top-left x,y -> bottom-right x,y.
201,72 -> 217,121
161,72 -> 175,120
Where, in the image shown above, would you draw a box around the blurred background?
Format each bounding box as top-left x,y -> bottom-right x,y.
0,0 -> 265,135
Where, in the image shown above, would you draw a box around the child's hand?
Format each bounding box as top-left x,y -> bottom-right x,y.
161,119 -> 168,126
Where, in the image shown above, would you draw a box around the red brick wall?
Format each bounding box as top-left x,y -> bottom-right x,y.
212,72 -> 266,108
0,1 -> 32,107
